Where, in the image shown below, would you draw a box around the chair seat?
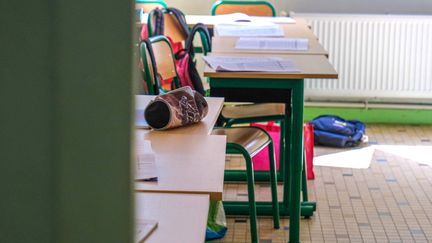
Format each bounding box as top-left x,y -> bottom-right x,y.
212,127 -> 271,156
221,103 -> 285,119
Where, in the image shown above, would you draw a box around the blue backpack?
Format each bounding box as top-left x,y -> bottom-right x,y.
309,115 -> 366,147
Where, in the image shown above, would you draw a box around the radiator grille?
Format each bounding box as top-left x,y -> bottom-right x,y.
296,14 -> 432,102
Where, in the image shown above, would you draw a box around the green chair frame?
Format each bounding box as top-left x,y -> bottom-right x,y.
222,113 -> 288,182
222,127 -> 280,243
140,36 -> 181,94
135,0 -> 167,10
211,0 -> 276,16
141,36 -> 280,242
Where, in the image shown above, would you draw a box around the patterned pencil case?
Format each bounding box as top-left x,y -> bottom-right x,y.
144,86 -> 208,130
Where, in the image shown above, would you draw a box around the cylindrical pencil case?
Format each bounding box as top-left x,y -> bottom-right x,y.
144,86 -> 208,130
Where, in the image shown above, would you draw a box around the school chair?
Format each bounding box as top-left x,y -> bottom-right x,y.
147,8 -> 211,56
211,0 -> 276,17
135,0 -> 167,12
140,35 -> 280,243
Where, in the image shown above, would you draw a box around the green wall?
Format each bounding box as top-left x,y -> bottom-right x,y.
305,107 -> 432,124
0,0 -> 134,242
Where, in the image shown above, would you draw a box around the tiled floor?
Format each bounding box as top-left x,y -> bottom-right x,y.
213,124 -> 432,243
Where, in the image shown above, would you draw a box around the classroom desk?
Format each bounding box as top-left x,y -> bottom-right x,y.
134,95 -> 226,200
135,133 -> 226,200
135,95 -> 224,135
136,192 -> 209,243
204,53 -> 337,243
211,36 -> 327,56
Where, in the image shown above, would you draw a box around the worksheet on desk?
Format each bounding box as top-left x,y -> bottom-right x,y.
215,22 -> 284,37
212,13 -> 296,24
235,37 -> 309,51
202,56 -> 300,72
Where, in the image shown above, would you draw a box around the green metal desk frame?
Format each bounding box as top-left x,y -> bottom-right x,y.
210,76 -> 317,243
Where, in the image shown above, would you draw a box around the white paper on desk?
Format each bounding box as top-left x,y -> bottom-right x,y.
202,56 -> 300,72
235,37 -> 309,51
136,219 -> 158,243
135,140 -> 158,181
249,16 -> 296,24
215,23 -> 284,37
212,13 -> 296,24
213,13 -> 250,23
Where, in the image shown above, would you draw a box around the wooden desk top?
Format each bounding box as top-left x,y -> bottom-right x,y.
135,133 -> 226,200
135,95 -> 224,135
210,18 -> 326,55
211,36 -> 328,56
203,53 -> 338,79
136,192 -> 209,243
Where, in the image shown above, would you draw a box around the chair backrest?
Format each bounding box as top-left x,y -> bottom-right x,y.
211,0 -> 276,17
140,40 -> 158,94
140,36 -> 180,94
148,9 -> 189,43
135,0 -> 167,12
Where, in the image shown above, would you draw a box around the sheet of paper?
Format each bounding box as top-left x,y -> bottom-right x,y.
249,16 -> 296,24
235,37 -> 309,51
135,109 -> 150,129
188,13 -> 296,25
135,140 -> 158,181
136,219 -> 158,243
202,56 -> 300,73
215,23 -> 284,37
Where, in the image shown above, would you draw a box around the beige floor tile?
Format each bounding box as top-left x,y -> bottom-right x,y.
213,125 -> 432,243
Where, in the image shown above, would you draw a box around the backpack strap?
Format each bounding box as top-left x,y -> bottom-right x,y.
165,7 -> 190,37
185,23 -> 212,56
141,38 -> 161,95
151,8 -> 164,36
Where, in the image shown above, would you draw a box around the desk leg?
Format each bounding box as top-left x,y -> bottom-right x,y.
288,81 -> 304,243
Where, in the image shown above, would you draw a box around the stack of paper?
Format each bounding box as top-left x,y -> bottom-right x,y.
235,37 -> 309,51
135,140 -> 158,181
215,22 -> 284,37
202,56 -> 300,73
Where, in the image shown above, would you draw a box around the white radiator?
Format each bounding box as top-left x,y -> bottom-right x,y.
294,13 -> 432,103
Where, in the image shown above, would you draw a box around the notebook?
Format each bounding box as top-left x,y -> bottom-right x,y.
136,219 -> 158,243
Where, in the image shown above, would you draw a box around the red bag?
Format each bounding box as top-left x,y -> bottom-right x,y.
304,123 -> 315,180
251,122 -> 280,171
251,122 -> 316,180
